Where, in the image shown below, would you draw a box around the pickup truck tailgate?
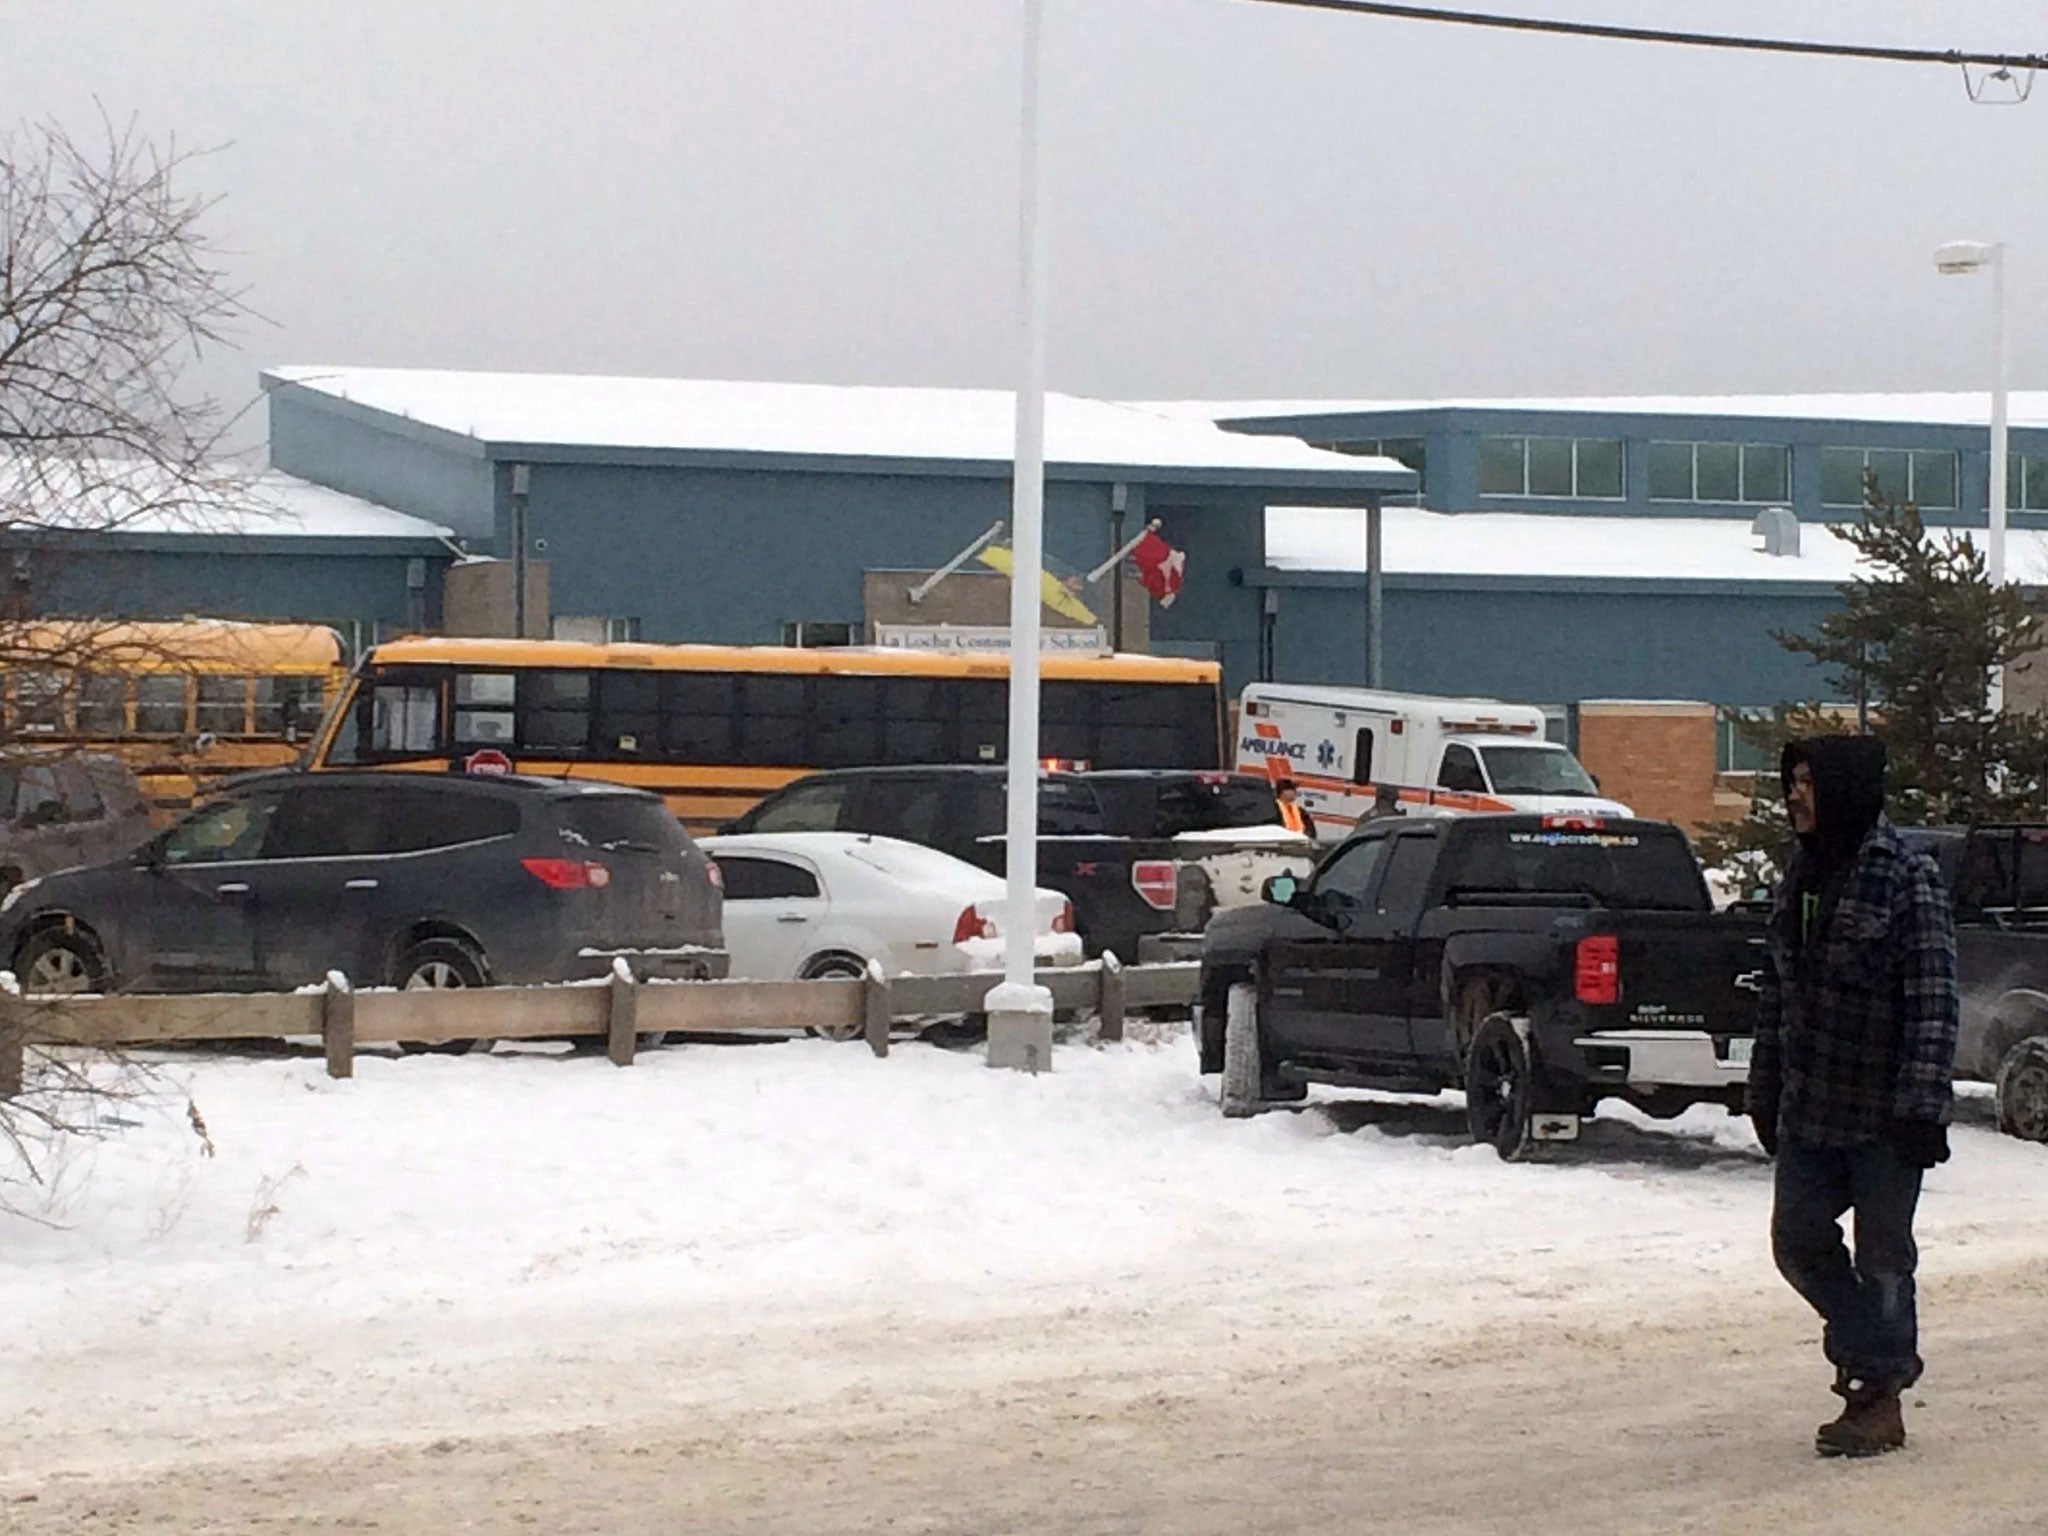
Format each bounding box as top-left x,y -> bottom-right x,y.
1565,912 -> 1766,1092
1595,911 -> 1766,1034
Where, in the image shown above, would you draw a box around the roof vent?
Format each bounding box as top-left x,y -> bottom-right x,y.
1751,505 -> 1801,557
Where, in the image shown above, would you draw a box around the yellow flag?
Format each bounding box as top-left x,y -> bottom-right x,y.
975,543 -> 1099,625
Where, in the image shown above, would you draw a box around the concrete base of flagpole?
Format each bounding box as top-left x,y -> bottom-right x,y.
984,981 -> 1054,1073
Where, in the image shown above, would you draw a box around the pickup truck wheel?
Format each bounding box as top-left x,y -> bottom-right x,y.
1219,982 -> 1267,1119
1995,1036 -> 2048,1142
1466,1012 -> 1538,1161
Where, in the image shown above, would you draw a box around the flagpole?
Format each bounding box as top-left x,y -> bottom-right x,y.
1084,518 -> 1161,584
987,0 -> 1055,1073
907,520 -> 1006,606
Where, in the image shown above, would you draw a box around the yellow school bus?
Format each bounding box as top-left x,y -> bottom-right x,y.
0,620 -> 346,815
306,637 -> 1226,831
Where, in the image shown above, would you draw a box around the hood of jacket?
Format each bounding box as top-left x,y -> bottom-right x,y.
1782,734 -> 1887,872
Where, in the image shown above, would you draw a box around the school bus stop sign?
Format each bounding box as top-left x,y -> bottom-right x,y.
464,749 -> 514,776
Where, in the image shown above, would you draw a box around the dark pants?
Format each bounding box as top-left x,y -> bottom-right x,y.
1771,1134 -> 1925,1390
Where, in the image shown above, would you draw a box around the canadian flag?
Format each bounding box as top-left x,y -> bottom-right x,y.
1130,528 -> 1186,608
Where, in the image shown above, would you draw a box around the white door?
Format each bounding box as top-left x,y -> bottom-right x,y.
714,853 -> 831,979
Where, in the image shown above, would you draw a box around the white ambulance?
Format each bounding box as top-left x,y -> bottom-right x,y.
1235,683 -> 1630,841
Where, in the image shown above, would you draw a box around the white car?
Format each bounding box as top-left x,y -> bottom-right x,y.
699,832 -> 1083,989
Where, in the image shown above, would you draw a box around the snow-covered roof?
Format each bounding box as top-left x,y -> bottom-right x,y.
1,460 -> 455,544
1265,504 -> 2048,586
1146,391 -> 2048,430
233,473 -> 456,542
263,366 -> 1413,484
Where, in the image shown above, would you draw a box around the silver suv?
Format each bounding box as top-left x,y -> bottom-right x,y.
0,753 -> 154,890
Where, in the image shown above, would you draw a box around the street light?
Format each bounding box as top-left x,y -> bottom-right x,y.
1935,238 -> 2009,711
986,0 -> 1056,1073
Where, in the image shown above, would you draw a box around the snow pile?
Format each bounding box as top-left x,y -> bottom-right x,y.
953,932 -> 1085,969
7,1044 -> 2042,1358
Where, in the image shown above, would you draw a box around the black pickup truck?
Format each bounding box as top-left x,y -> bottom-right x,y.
1197,813 -> 1765,1158
1898,824 -> 2048,1142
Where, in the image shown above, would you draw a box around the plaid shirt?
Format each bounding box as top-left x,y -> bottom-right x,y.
1747,820 -> 1959,1147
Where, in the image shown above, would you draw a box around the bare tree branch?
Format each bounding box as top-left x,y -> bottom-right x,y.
0,110 -> 256,1190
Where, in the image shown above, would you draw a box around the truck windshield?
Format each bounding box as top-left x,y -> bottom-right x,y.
1477,745 -> 1598,796
1441,824 -> 1708,911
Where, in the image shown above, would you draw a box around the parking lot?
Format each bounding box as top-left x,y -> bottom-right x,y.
5,1033 -> 2047,1532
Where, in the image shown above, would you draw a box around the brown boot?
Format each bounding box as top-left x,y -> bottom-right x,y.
1815,1374 -> 1906,1458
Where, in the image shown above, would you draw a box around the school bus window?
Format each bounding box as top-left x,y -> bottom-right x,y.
659,671 -> 736,758
134,675 -> 187,735
959,677 -> 1005,723
882,675 -> 949,763
519,670 -> 592,753
1040,680 -> 1097,764
77,674 -> 128,735
959,676 -> 1006,761
371,683 -> 439,754
253,675 -> 325,738
195,675 -> 251,736
453,671 -> 516,746
595,670 -> 660,755
736,673 -> 806,766
813,674 -> 882,767
13,671 -> 67,733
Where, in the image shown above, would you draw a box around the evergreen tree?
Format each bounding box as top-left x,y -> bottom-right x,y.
1696,473 -> 2048,889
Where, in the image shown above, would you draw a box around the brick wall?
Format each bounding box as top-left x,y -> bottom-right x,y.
1574,701 -> 1739,833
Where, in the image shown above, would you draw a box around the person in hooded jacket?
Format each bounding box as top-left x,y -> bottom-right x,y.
1748,735 -> 1959,1459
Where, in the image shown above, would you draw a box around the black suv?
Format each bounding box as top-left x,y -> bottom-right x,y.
0,771 -> 725,994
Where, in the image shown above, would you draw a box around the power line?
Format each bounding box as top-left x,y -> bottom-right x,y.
1231,0 -> 2048,72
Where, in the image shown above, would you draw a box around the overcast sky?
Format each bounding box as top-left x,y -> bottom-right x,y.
4,0 -> 2045,434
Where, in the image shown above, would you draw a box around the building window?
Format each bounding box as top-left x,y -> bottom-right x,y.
1647,441 -> 1789,504
1820,447 -> 1959,510
1715,708 -> 1776,774
1311,437 -> 1426,500
1478,436 -> 1625,499
781,621 -> 858,648
551,616 -> 641,644
2006,453 -> 2048,512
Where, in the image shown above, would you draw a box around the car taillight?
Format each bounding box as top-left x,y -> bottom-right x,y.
1575,933 -> 1619,1005
704,858 -> 723,892
1131,860 -> 1178,911
953,905 -> 998,944
521,857 -> 611,891
1052,901 -> 1075,934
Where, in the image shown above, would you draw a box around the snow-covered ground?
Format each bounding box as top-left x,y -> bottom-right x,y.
5,1033 -> 2045,1479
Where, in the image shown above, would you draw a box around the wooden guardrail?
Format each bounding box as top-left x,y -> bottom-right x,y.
0,956 -> 1200,1088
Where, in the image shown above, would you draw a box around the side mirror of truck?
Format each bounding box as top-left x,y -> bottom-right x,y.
1262,872 -> 1300,907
